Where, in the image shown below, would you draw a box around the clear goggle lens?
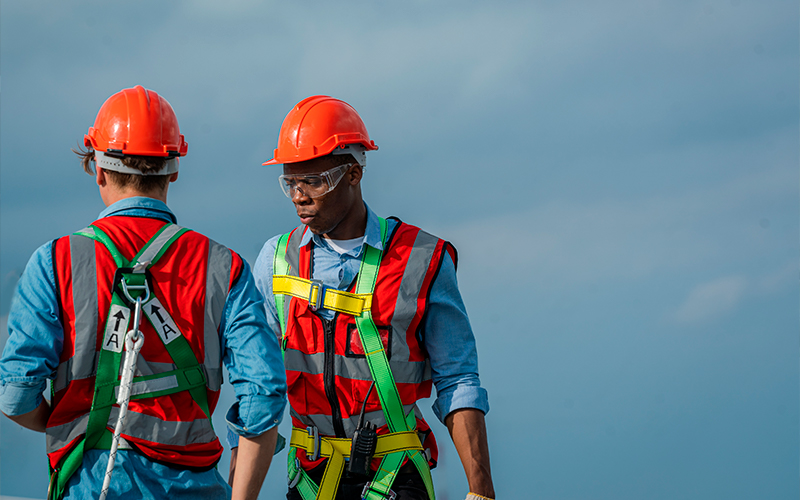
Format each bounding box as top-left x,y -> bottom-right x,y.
278,163 -> 353,199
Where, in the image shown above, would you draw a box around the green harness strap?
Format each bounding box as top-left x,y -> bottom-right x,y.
353,219 -> 435,500
277,219 -> 435,500
49,223 -> 211,500
273,231 -> 292,357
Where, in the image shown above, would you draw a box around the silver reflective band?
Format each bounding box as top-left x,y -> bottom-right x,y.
114,374 -> 179,399
95,151 -> 179,176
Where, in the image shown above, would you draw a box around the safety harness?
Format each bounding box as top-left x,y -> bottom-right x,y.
273,217 -> 436,500
49,223 -> 212,500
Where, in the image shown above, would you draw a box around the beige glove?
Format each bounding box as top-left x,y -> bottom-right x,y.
466,493 -> 494,500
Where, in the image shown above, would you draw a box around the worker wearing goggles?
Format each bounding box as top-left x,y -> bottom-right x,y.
229,95 -> 494,500
278,162 -> 357,199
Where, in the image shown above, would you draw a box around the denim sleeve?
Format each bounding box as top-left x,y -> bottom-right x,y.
221,259 -> 287,439
425,250 -> 490,423
0,242 -> 62,416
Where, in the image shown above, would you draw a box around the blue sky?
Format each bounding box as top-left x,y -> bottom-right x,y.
1,1 -> 797,498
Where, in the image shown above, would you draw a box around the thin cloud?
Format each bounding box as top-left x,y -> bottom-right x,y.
673,275 -> 747,323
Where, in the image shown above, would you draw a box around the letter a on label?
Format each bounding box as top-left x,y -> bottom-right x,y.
144,297 -> 183,345
104,304 -> 130,353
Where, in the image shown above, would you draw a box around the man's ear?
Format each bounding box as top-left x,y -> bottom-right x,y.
169,171 -> 179,183
348,164 -> 363,185
96,167 -> 107,187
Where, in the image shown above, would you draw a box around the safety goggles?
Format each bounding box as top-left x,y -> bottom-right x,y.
278,163 -> 354,199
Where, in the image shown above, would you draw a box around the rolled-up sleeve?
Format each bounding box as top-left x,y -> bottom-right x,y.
424,251 -> 490,423
221,259 -> 287,438
0,242 -> 63,416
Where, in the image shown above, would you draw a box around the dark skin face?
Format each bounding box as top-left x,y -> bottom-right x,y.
283,155 -> 367,240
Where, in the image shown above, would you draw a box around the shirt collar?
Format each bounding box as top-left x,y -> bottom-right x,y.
299,202 -> 384,252
98,196 -> 177,223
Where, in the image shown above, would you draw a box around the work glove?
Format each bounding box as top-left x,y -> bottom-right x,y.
466,493 -> 494,500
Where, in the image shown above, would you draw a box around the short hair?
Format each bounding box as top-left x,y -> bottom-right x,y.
73,146 -> 172,192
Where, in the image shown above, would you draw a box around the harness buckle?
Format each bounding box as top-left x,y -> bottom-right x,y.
307,425 -> 321,461
308,280 -> 325,311
120,276 -> 150,305
287,458 -> 302,488
362,484 -> 396,500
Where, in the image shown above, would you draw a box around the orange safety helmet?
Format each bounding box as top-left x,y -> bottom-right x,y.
263,95 -> 377,166
85,85 -> 188,157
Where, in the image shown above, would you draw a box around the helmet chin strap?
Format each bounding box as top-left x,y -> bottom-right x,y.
95,151 -> 179,176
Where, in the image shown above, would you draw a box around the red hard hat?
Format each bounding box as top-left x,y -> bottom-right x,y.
263,95 -> 377,165
84,85 -> 188,157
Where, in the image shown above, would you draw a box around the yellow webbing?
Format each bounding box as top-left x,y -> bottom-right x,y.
289,427 -> 424,500
273,275 -> 372,315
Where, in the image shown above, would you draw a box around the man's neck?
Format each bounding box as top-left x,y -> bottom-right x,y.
323,201 -> 367,241
102,189 -> 167,207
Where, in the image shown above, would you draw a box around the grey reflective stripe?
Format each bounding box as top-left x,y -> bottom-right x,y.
57,355 -> 177,392
205,366 -> 222,392
114,407 -> 217,445
133,224 -> 185,267
284,349 -> 430,385
285,227 -> 303,275
114,374 -> 179,399
390,229 -> 439,362
56,358 -> 217,397
134,359 -> 175,377
55,356 -> 78,392
203,240 -> 231,390
54,235 -> 99,392
292,404 -> 419,438
46,413 -> 89,453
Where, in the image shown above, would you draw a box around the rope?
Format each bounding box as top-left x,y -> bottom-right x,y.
98,297 -> 145,500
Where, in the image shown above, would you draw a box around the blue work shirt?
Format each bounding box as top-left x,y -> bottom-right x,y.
0,197 -> 287,499
245,203 -> 488,438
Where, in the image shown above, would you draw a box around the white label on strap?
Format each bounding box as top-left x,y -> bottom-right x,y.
103,304 -> 130,353
144,297 -> 183,345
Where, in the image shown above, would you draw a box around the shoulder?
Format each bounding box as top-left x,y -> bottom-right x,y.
173,230 -> 246,285
386,217 -> 441,241
256,230 -> 294,265
386,217 -> 458,269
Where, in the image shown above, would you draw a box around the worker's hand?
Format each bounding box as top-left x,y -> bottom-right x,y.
466,493 -> 494,500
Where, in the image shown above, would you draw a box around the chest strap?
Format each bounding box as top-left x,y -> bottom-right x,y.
273,275 -> 373,315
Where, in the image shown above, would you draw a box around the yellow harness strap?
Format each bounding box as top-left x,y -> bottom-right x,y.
273,275 -> 372,315
289,427 -> 424,500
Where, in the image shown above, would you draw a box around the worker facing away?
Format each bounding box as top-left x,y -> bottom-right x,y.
0,86 -> 287,500
229,95 -> 495,500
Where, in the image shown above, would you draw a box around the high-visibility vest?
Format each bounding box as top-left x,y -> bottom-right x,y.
273,217 -> 455,499
46,216 -> 243,474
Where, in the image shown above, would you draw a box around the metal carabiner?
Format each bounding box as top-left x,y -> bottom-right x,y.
287,458 -> 302,489
128,297 -> 145,343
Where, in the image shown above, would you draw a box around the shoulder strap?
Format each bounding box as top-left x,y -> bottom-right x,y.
354,217 -> 435,500
273,231 -> 292,356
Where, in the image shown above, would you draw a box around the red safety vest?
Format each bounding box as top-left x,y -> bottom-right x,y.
46,216 -> 243,471
278,219 -> 455,471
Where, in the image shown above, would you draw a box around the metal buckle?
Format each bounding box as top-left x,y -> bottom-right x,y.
307,426 -> 321,461
287,458 -> 302,488
120,276 -> 150,305
308,279 -> 325,311
361,484 -> 396,500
